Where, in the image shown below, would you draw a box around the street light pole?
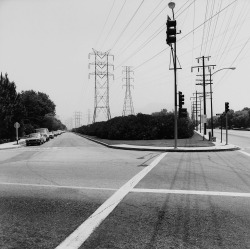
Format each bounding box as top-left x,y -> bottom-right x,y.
168,2 -> 178,149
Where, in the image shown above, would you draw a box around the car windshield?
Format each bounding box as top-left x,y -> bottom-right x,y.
29,133 -> 40,138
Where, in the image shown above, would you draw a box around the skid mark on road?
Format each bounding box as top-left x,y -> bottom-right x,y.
55,152 -> 168,249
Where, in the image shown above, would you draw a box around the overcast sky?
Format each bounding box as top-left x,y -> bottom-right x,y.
1,0 -> 250,127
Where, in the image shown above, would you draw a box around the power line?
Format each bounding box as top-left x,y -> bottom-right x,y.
116,0 -> 196,69
101,0 -> 127,50
111,0 -> 145,50
133,0 -> 237,71
119,0 -> 167,55
95,0 -> 115,49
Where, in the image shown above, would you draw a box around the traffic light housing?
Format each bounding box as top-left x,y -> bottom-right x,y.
179,108 -> 187,118
225,102 -> 229,113
178,91 -> 184,108
166,17 -> 176,45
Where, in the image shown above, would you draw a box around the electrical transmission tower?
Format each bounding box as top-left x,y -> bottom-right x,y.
89,49 -> 114,123
74,111 -> 82,128
122,66 -> 135,116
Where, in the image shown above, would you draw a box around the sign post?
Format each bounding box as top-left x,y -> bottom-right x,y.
14,122 -> 20,144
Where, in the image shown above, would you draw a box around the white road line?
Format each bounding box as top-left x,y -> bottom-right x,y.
239,150 -> 250,157
55,152 -> 167,249
131,188 -> 250,198
0,182 -> 117,191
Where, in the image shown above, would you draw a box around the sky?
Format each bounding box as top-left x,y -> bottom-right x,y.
1,0 -> 250,128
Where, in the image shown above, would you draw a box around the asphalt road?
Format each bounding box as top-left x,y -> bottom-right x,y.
212,128 -> 250,153
1,132 -> 250,249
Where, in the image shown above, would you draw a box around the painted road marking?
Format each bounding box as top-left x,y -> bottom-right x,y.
0,182 -> 117,191
55,152 -> 168,249
131,188 -> 250,198
239,150 -> 250,157
2,182 -> 250,198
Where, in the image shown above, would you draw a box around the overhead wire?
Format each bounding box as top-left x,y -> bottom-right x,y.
199,0 -> 209,56
133,0 -> 237,71
203,0 -> 216,56
119,0 -> 165,54
101,0 -> 127,50
213,1 -> 234,62
94,0 -> 116,49
110,0 -> 145,50
216,0 -> 247,66
215,0 -> 238,65
207,0 -> 223,55
214,35 -> 250,89
116,0 -> 196,69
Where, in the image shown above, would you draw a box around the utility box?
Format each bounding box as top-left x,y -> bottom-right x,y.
212,137 -> 216,142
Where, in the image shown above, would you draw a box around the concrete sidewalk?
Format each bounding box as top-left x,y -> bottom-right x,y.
75,132 -> 240,152
0,139 -> 26,150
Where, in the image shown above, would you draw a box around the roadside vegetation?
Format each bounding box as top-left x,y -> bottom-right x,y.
73,110 -> 194,140
0,73 -> 66,143
207,108 -> 250,130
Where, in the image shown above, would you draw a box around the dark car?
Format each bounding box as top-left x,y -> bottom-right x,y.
26,133 -> 44,146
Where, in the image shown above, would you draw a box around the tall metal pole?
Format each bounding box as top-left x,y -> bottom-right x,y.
202,56 -> 207,135
226,112 -> 228,145
196,91 -> 198,131
221,115 -> 222,143
172,9 -> 178,149
209,69 -> 214,137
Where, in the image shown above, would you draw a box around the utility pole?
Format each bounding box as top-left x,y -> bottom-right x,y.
122,66 -> 135,116
191,56 -> 215,136
89,49 -> 114,123
196,74 -> 214,137
191,91 -> 202,131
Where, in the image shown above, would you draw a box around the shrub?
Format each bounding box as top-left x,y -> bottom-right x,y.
74,113 -> 194,140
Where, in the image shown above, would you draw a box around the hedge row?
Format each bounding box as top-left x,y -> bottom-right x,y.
74,113 -> 194,140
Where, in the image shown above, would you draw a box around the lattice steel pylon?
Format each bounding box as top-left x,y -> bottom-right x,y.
122,66 -> 135,116
74,111 -> 82,128
88,49 -> 114,123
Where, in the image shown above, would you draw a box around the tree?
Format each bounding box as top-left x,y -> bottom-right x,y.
0,73 -> 25,140
20,90 -> 56,133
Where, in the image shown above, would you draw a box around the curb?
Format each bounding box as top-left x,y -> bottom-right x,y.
74,133 -> 240,153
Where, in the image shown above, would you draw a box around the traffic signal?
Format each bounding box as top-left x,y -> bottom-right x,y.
178,91 -> 184,108
166,16 -> 176,45
179,108 -> 187,118
225,102 -> 229,113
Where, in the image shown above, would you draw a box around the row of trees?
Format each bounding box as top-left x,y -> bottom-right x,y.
0,73 -> 66,142
73,111 -> 194,140
207,107 -> 250,129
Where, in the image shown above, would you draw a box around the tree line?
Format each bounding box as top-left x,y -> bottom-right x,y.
0,73 -> 66,142
207,107 -> 250,129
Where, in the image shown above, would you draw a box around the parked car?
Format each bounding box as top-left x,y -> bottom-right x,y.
48,132 -> 54,139
26,133 -> 44,146
35,128 -> 50,141
52,131 -> 58,137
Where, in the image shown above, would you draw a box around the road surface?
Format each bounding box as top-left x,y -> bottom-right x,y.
0,132 -> 250,249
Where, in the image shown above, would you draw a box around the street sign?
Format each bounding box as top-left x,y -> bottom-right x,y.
14,122 -> 20,129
